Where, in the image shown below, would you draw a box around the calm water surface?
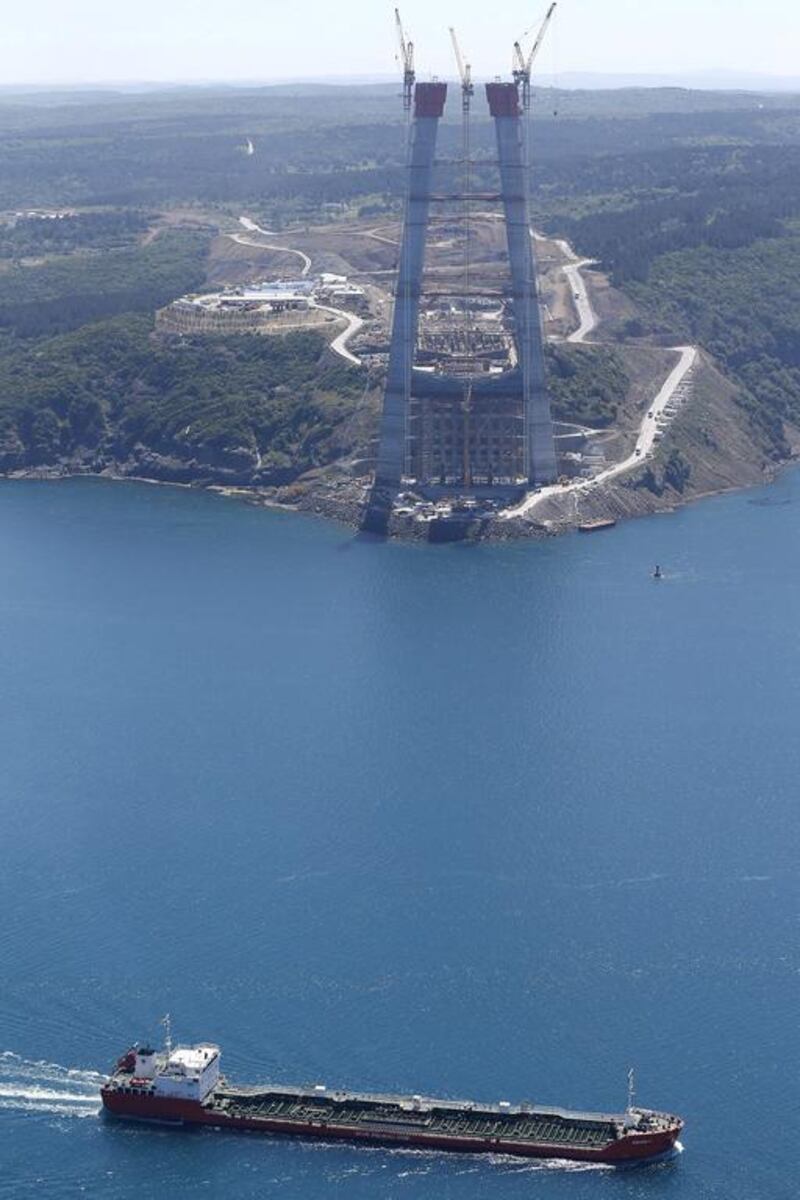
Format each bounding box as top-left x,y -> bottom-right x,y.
0,477 -> 798,1199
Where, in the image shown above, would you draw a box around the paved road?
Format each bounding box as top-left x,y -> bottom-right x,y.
503,344 -> 697,520
227,217 -> 312,276
239,216 -> 274,236
534,232 -> 597,343
231,216 -> 362,363
564,258 -> 598,344
499,235 -> 699,520
362,226 -> 400,247
312,304 -> 364,366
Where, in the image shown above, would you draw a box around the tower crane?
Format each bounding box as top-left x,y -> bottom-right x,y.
395,8 -> 415,112
448,26 -> 474,115
513,2 -> 557,112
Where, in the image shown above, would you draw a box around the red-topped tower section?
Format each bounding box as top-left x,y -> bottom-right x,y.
414,81 -> 448,118
485,82 -> 522,118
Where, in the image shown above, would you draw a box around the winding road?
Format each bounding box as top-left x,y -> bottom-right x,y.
564,259 -> 598,344
504,343 -> 697,519
312,305 -> 365,366
225,216 -> 365,364
535,233 -> 598,344
501,234 -> 698,520
227,216 -> 312,277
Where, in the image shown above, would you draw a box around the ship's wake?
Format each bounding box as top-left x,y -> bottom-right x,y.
302,1140 -> 614,1175
486,1154 -> 615,1174
0,1052 -> 103,1118
382,1144 -> 614,1172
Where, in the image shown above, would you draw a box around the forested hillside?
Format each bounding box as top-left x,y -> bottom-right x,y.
0,209 -> 149,257
2,84 -> 799,221
542,139 -> 800,457
0,230 -> 210,336
0,318 -> 365,481
547,344 -> 629,428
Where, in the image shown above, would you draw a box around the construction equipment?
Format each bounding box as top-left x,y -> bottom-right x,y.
513,2 -> 557,111
448,27 -> 474,114
449,27 -> 476,385
395,8 -> 416,112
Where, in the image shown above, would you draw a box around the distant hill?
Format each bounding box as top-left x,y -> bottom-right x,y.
535,71 -> 800,93
2,70 -> 799,96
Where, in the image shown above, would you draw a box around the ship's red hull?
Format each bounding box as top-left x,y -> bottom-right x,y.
101,1089 -> 681,1165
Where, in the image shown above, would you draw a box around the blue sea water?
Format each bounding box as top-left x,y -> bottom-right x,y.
0,476 -> 798,1199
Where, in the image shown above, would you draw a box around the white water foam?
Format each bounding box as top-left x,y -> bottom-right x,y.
486,1154 -> 615,1173
0,1052 -> 103,1118
301,1140 -> 614,1175
385,1147 -> 614,1173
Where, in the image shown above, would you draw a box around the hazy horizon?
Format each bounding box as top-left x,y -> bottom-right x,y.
2,69 -> 799,97
2,0 -> 799,89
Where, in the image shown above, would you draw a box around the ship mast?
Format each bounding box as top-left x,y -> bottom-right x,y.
161,1013 -> 173,1057
627,1066 -> 636,1113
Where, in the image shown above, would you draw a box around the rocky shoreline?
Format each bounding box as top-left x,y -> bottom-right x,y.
3,220 -> 790,543
3,441 -> 791,544
2,342 -> 791,543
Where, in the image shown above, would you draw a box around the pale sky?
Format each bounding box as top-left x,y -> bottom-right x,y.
2,0 -> 798,86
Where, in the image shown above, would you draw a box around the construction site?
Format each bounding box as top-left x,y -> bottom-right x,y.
363,6 -> 564,532
156,275 -> 368,336
141,7 -> 722,539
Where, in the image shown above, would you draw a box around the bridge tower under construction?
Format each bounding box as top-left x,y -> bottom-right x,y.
364,26 -> 558,533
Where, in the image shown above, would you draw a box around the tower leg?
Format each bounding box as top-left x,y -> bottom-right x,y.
363,83 -> 447,533
487,83 -> 557,487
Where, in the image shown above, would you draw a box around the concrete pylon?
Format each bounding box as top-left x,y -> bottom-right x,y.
486,83 -> 557,486
363,82 -> 447,534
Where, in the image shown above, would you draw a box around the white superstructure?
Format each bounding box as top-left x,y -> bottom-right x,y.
133,1048 -> 158,1078
152,1044 -> 221,1102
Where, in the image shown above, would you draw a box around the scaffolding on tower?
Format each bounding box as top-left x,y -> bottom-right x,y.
449,27 -> 476,487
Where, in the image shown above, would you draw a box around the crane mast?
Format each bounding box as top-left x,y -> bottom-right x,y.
448,27 -> 474,114
513,1 -> 557,112
395,8 -> 416,112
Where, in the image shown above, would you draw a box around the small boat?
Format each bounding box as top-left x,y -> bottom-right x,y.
578,519 -> 617,533
653,565 -> 662,579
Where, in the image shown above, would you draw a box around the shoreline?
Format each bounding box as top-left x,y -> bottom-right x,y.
1,237 -> 788,542
2,454 -> 795,541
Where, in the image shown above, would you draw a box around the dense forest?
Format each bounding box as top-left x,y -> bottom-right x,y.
0,209 -> 149,258
0,318 -> 365,481
546,344 -> 629,428
0,229 -> 210,336
1,84 -> 799,218
546,146 -> 800,282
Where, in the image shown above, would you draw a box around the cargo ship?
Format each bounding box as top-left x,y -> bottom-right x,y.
100,1032 -> 683,1165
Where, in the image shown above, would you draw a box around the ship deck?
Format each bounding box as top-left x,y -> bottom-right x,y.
210,1086 -> 625,1148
